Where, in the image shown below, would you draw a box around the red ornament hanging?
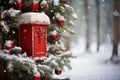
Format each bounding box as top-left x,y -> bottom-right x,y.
33,76 -> 41,80
4,40 -> 14,50
33,71 -> 41,80
16,0 -> 23,8
31,0 -> 39,11
57,16 -> 65,26
50,30 -> 58,40
55,69 -> 62,75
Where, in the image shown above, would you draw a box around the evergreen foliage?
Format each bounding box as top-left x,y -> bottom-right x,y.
0,0 -> 77,80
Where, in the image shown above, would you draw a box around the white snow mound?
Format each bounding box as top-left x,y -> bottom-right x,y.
18,12 -> 50,25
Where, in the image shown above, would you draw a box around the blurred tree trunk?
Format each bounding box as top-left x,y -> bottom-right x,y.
84,0 -> 90,52
96,0 -> 100,52
112,0 -> 119,56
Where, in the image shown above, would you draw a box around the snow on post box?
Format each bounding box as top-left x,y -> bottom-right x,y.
18,12 -> 50,59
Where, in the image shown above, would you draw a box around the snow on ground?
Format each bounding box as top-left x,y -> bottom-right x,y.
54,43 -> 120,80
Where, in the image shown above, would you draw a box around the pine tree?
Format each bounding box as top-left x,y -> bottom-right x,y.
0,0 -> 77,80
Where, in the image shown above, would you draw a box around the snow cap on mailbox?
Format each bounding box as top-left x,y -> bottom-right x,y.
18,12 -> 50,25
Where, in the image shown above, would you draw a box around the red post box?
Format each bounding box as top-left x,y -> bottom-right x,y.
18,12 -> 50,59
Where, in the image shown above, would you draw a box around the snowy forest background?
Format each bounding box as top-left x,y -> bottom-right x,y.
54,0 -> 120,80
69,0 -> 120,56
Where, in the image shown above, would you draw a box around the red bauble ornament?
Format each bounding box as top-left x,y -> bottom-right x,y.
33,76 -> 41,80
4,40 -> 14,50
31,0 -> 39,11
55,69 -> 62,75
50,30 -> 58,40
57,16 -> 65,26
51,34 -> 58,40
16,0 -> 23,8
31,3 -> 39,11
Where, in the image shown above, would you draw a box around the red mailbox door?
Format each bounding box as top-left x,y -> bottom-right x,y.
33,25 -> 47,58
